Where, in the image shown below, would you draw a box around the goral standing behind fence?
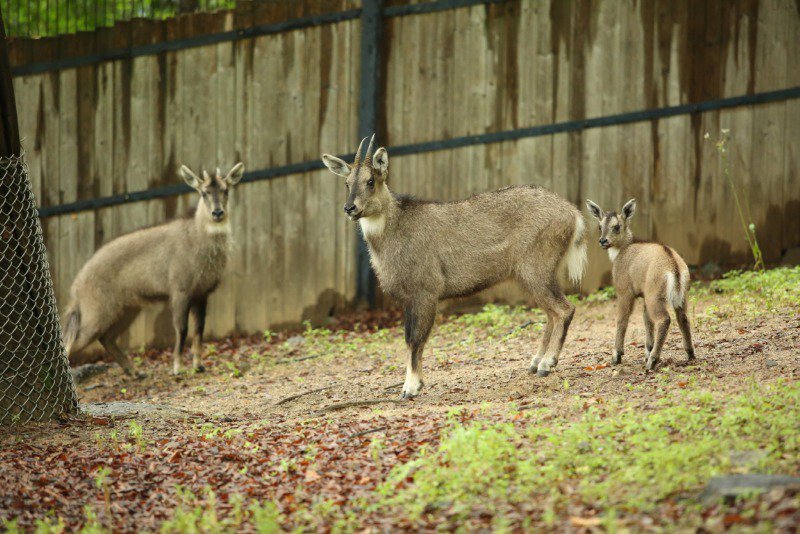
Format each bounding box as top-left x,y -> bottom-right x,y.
63,163 -> 244,377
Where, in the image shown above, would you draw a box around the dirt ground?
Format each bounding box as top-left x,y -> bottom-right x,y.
73,294 -> 799,421
1,286 -> 799,532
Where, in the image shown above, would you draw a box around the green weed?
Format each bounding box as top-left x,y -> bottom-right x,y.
128,420 -> 146,451
692,267 -> 800,319
374,379 -> 799,524
708,129 -> 764,270
157,487 -> 283,533
263,329 -> 276,343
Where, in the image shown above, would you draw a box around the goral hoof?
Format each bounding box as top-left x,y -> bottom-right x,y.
536,369 -> 550,378
194,364 -> 206,373
401,380 -> 423,399
527,365 -> 538,374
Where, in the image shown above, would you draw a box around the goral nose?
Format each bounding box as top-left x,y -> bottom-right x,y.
212,209 -> 224,219
599,237 -> 609,246
344,204 -> 357,215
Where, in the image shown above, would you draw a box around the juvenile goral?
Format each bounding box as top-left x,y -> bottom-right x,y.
586,198 -> 695,371
63,164 -> 245,376
322,136 -> 587,398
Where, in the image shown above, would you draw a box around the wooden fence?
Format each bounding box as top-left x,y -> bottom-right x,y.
8,0 -> 800,353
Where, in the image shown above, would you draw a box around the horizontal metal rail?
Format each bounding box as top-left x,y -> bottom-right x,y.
11,0 -> 507,77
36,85 -> 800,219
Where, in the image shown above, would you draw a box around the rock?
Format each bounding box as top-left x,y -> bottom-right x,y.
699,474 -> 800,504
781,247 -> 800,266
766,359 -> 779,368
70,363 -> 112,384
700,262 -> 722,279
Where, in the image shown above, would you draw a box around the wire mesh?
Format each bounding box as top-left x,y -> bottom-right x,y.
3,0 -> 238,38
0,153 -> 77,425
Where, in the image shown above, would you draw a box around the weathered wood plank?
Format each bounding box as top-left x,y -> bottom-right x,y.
56,68 -> 79,315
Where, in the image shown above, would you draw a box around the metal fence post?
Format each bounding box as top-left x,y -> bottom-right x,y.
356,0 -> 383,308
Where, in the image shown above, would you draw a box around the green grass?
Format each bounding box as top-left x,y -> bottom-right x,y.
691,266 -> 800,319
3,488 -> 282,534
438,303 -> 543,343
373,379 -> 799,526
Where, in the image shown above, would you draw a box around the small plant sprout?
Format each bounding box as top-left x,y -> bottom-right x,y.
128,420 -> 146,451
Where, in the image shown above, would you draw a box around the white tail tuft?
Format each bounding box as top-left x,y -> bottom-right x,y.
665,271 -> 688,309
565,213 -> 588,285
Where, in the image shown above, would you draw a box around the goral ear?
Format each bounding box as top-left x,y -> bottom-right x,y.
321,154 -> 351,178
621,198 -> 636,220
179,165 -> 201,190
372,147 -> 388,176
225,162 -> 245,185
585,199 -> 604,221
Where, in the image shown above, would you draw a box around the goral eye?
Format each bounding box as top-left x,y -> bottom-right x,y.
367,178 -> 375,187
613,225 -> 620,232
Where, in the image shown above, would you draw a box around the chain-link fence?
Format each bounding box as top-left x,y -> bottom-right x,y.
0,153 -> 77,425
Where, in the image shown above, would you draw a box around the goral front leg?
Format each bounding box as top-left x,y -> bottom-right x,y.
612,295 -> 635,365
190,297 -> 208,372
402,298 -> 436,399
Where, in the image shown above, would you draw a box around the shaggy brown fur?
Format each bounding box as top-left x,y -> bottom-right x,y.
63,163 -> 244,376
323,136 -> 587,398
586,198 -> 695,371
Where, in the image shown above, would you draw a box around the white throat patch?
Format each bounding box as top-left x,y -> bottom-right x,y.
359,214 -> 385,240
206,220 -> 232,235
607,247 -> 619,261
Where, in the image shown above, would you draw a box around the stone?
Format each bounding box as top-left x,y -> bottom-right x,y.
699,474 -> 800,504
766,359 -> 779,368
